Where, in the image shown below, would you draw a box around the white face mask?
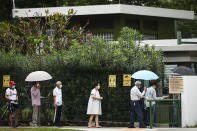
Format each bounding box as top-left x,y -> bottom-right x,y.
60,85 -> 63,89
97,85 -> 100,89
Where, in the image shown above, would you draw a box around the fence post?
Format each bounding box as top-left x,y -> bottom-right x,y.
150,100 -> 152,129
178,100 -> 181,127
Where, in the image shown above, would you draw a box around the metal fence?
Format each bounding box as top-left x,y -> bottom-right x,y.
148,99 -> 181,129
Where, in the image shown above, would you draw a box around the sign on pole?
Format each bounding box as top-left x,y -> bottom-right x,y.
123,74 -> 131,86
169,76 -> 184,94
109,75 -> 116,87
3,75 -> 10,87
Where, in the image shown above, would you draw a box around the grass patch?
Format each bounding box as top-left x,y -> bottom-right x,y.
0,128 -> 81,131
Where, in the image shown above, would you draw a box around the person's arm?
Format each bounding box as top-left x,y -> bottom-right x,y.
91,94 -> 103,100
53,96 -> 57,109
135,88 -> 146,98
152,89 -> 164,100
5,90 -> 10,101
5,94 -> 10,101
141,87 -> 147,96
91,90 -> 103,100
16,95 -> 19,101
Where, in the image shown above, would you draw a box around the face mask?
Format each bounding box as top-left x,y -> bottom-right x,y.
12,85 -> 15,89
60,85 -> 63,89
97,85 -> 100,89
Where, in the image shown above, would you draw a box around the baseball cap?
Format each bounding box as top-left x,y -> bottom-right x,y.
9,81 -> 16,85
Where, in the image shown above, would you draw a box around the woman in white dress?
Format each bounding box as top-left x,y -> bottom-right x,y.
87,83 -> 103,128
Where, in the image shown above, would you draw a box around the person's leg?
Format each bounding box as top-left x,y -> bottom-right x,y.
9,112 -> 13,126
152,104 -> 155,124
32,105 -> 38,126
88,115 -> 94,127
128,101 -> 135,128
95,115 -> 101,127
37,106 -> 41,126
54,107 -> 59,126
14,105 -> 19,126
58,106 -> 62,126
55,106 -> 62,126
135,102 -> 145,128
146,107 -> 150,126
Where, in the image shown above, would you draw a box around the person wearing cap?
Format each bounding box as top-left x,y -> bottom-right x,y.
53,81 -> 63,127
5,81 -> 19,127
31,82 -> 41,127
128,81 -> 146,128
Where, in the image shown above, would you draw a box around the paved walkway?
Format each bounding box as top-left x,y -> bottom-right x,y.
61,127 -> 197,131
61,126 -> 147,131
0,126 -> 197,131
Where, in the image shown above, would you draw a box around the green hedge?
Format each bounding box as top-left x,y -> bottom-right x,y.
0,27 -> 164,122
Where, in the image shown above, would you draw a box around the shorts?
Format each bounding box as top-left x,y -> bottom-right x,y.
11,104 -> 19,112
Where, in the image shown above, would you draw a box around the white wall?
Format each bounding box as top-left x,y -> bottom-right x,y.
181,76 -> 197,127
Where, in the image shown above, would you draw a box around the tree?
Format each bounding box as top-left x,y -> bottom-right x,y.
0,9 -> 89,55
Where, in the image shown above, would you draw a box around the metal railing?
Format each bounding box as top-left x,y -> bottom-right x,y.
148,99 -> 181,129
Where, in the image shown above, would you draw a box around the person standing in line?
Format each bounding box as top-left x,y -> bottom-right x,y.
128,81 -> 146,128
5,81 -> 19,127
145,81 -> 168,127
53,81 -> 63,127
31,82 -> 41,127
87,83 -> 103,128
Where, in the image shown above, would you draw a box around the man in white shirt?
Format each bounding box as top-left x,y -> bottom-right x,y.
128,81 -> 146,128
5,81 -> 19,127
53,81 -> 63,127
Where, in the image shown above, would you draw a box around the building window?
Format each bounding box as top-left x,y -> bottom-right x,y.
143,20 -> 158,31
143,34 -> 158,40
92,33 -> 114,41
83,33 -> 114,42
124,19 -> 140,30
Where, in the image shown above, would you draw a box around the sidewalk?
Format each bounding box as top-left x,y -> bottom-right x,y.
61,126 -> 150,131
61,127 -> 197,131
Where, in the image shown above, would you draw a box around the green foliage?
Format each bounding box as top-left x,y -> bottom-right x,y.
0,11 -> 88,55
0,27 -> 164,122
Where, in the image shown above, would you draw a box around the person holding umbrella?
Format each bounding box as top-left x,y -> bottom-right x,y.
53,81 -> 63,127
87,83 -> 103,128
31,82 -> 41,127
128,81 -> 146,128
26,71 -> 53,127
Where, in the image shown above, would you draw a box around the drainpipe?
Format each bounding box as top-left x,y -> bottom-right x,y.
177,31 -> 182,45
12,0 -> 15,9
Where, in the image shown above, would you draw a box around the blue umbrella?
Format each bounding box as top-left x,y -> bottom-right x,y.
131,70 -> 159,80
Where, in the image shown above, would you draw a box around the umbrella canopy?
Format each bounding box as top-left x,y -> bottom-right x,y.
172,66 -> 196,76
131,70 -> 159,80
25,71 -> 52,82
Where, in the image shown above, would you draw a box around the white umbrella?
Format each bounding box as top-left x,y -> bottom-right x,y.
25,71 -> 52,82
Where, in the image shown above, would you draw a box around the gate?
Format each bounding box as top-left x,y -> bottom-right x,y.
148,99 -> 181,129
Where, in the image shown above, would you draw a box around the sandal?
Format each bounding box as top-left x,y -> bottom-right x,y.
96,125 -> 102,128
88,125 -> 93,128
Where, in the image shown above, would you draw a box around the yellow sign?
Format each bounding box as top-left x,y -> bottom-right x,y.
109,75 -> 116,87
123,74 -> 131,86
3,75 -> 10,87
169,76 -> 184,94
